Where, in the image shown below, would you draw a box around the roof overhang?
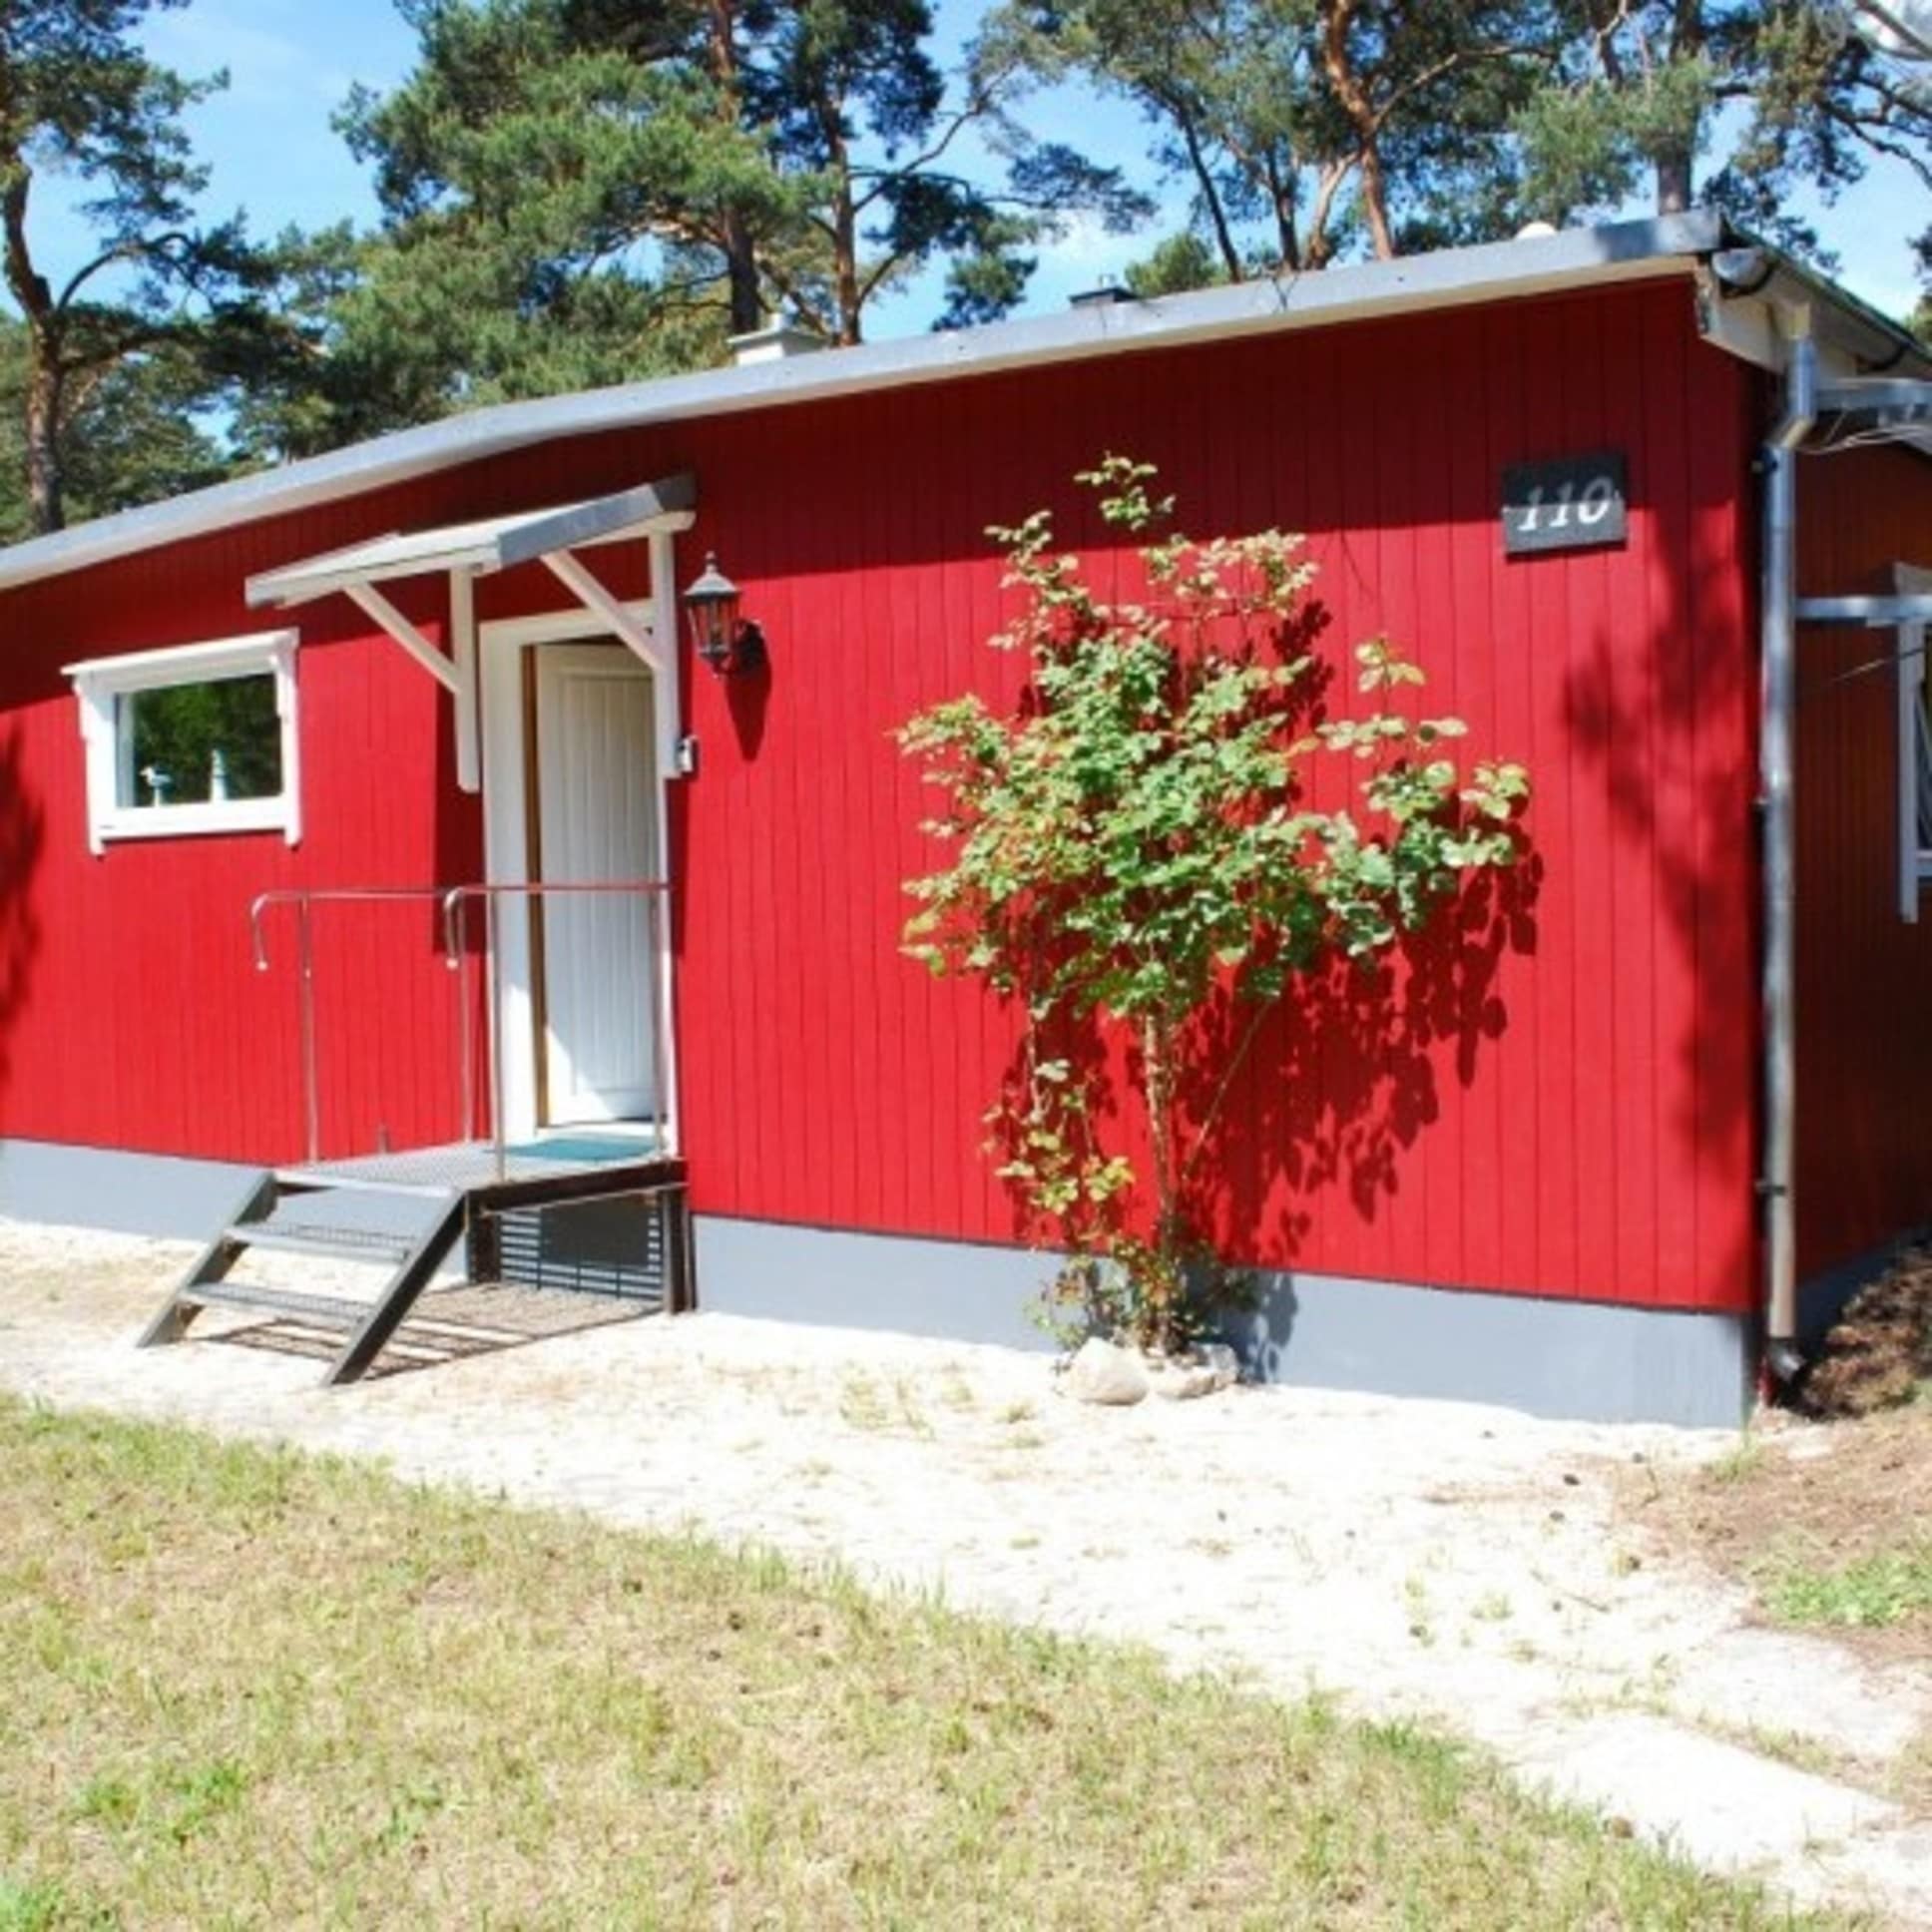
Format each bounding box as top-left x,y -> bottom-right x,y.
0,211 -> 1922,600
1704,246 -> 1928,381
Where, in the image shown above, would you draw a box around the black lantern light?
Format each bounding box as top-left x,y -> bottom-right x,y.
682,551 -> 766,677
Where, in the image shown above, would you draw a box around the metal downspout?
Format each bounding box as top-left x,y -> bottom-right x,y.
1760,314 -> 1815,1387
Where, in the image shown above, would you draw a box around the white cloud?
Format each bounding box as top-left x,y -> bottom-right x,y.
144,1 -> 355,107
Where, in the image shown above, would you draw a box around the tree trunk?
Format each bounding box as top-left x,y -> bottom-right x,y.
1655,150 -> 1694,215
1175,109 -> 1245,281
1141,1014 -> 1181,1345
821,117 -> 862,344
706,0 -> 763,334
1656,0 -> 1704,214
1355,142 -> 1396,258
24,353 -> 63,535
1304,160 -> 1350,268
1264,150 -> 1301,273
1,168 -> 64,533
832,193 -> 860,344
793,61 -> 866,342
723,210 -> 762,334
1319,0 -> 1398,261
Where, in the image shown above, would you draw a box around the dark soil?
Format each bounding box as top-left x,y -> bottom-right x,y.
1623,1404 -> 1932,1664
1799,1254 -> 1932,1419
1614,1267 -> 1932,1678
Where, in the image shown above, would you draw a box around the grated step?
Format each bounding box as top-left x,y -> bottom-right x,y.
273,1169 -> 458,1201
184,1280 -> 376,1329
229,1222 -> 416,1263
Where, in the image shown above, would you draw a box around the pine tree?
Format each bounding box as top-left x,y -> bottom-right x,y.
0,0 -> 262,532
990,0 -> 1559,283
323,0 -> 1147,425
1517,2 -> 1932,262
0,319 -> 228,541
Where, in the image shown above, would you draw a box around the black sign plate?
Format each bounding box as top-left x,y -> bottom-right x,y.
1501,450 -> 1628,557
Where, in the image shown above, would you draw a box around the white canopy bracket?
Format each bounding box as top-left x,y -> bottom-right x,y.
542,548 -> 667,676
648,528 -> 681,774
343,582 -> 461,695
542,546 -> 681,784
450,568 -> 479,793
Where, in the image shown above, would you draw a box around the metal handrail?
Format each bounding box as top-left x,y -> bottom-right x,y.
250,887 -> 463,1166
247,882 -> 673,1175
440,881 -> 672,1181
250,886 -> 460,974
435,879 -> 673,966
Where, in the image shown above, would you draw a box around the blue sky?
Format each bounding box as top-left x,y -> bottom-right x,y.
23,0 -> 1929,337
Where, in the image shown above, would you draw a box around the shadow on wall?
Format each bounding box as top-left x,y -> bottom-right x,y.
0,724 -> 45,1131
1206,859 -> 1542,1381
1188,617 -> 1545,1265
723,651 -> 772,759
981,632 -> 1544,1280
1558,516 -> 1755,1306
1175,432 -> 1750,1323
1180,851 -> 1543,1271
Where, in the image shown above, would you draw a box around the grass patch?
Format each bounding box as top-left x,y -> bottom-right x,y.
1707,1433 -> 1765,1484
1759,1542 -> 1932,1631
0,1878 -> 71,1932
1896,1726 -> 1932,1811
836,1370 -> 933,1438
1620,1400 -> 1932,1665
0,1396 -> 1848,1929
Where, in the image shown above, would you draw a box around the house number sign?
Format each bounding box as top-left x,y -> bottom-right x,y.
1501,450 -> 1628,557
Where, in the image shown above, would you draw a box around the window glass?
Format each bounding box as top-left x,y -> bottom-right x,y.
115,674 -> 283,809
65,630 -> 300,852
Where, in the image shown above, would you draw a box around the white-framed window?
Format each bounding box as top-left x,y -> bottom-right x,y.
64,631 -> 301,855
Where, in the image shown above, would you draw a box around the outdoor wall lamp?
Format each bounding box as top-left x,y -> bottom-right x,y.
682,551 -> 767,677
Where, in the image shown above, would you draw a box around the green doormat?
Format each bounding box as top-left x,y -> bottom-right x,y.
502,1135 -> 664,1164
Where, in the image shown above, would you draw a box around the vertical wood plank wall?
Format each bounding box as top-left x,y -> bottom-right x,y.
1794,439 -> 1932,1278
0,277 -> 1762,1313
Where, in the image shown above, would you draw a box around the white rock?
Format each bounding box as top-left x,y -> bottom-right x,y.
1062,1337 -> 1149,1405
1200,1342 -> 1241,1390
1148,1358 -> 1218,1400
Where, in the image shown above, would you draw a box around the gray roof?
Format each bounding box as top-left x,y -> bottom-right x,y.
0,210 -> 1920,596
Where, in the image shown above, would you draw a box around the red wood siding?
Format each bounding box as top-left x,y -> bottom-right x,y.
0,549 -> 482,1163
1794,440 -> 1932,1276
0,276 -> 1761,1311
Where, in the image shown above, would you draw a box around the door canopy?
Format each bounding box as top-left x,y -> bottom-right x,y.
244,473 -> 697,791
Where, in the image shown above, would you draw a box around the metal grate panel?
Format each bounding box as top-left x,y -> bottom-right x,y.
490,1191 -> 672,1307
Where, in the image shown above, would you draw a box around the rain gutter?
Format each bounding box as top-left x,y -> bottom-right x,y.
1755,311 -> 1817,1386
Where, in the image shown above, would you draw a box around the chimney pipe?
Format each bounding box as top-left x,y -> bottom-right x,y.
730,323 -> 827,366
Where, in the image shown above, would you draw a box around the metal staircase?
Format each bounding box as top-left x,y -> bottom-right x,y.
142,877 -> 693,1387
138,1170 -> 469,1386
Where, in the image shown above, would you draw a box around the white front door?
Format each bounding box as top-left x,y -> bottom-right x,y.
532,643 -> 659,1125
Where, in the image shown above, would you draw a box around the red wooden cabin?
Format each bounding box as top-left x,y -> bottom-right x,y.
0,212 -> 1927,1421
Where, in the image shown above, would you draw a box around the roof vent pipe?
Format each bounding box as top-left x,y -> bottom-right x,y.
729,323 -> 827,366
1760,307 -> 1816,1390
